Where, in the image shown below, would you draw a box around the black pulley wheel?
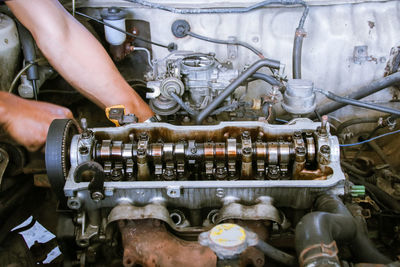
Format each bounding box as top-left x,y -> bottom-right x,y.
45,119 -> 79,204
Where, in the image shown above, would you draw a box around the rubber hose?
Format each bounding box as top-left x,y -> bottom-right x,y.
295,194 -> 391,266
310,72 -> 400,118
196,58 -> 280,124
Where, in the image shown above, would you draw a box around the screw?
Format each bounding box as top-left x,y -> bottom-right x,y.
296,146 -> 306,155
91,191 -> 104,201
320,145 -> 330,154
243,147 -> 252,154
139,132 -> 148,141
294,131 -> 302,138
242,131 -> 250,139
79,146 -> 89,154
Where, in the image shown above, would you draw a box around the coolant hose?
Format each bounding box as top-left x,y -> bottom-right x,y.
251,72 -> 282,86
315,89 -> 400,117
292,28 -> 305,79
195,58 -> 280,124
310,72 -> 400,118
295,194 -> 391,266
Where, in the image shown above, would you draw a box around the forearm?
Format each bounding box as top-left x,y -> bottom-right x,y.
0,92 -> 13,126
7,0 -> 153,121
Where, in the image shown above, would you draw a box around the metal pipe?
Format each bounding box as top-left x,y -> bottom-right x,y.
123,0 -> 308,16
311,72 -> 400,118
315,89 -> 400,116
195,58 -> 281,124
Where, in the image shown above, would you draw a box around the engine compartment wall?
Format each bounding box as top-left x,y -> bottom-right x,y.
75,0 -> 400,120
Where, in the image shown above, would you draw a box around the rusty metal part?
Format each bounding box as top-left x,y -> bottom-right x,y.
118,219 -> 269,267
295,168 -> 332,180
119,219 -> 217,267
299,241 -> 339,267
216,196 -> 285,226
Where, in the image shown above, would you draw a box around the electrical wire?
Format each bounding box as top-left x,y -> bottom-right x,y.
75,11 -> 170,49
8,58 -> 46,94
340,129 -> 400,147
275,118 -> 288,123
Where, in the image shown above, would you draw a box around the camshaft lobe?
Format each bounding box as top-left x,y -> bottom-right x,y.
89,131 -> 317,181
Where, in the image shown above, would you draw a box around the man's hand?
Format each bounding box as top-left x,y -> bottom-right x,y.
0,92 -> 73,152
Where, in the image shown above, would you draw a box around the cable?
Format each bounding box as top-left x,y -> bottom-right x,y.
75,11 -> 171,49
8,58 -> 46,94
339,129 -> 400,147
187,31 -> 264,59
275,118 -> 288,123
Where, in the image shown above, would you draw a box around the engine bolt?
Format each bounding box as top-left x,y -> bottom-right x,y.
91,191 -> 104,201
293,131 -> 302,138
242,131 -> 250,139
79,146 -> 89,154
242,147 -> 252,154
139,132 -> 148,141
295,146 -> 306,155
320,145 -> 330,154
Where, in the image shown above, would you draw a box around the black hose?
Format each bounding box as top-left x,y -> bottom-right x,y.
315,89 -> 400,116
195,58 -> 280,124
367,140 -> 392,167
295,194 -> 392,266
169,92 -> 197,116
336,117 -> 379,135
292,28 -> 305,79
251,72 -> 282,86
256,239 -> 296,266
187,31 -> 264,58
311,72 -> 400,118
341,161 -> 370,177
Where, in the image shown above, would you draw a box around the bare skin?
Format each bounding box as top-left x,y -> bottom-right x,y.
0,92 -> 73,151
2,0 -> 154,150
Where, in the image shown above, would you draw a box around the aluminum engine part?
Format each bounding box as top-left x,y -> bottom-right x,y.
282,79 -> 316,116
146,53 -> 239,114
50,119 -> 346,211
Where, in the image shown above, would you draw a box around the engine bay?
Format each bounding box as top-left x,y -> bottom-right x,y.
1,0 -> 400,266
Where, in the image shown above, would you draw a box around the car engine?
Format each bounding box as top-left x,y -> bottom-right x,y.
1,0 -> 400,266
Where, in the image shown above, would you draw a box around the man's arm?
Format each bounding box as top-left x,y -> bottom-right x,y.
6,0 -> 154,122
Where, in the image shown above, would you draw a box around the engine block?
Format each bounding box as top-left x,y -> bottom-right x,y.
51,119 -> 345,212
